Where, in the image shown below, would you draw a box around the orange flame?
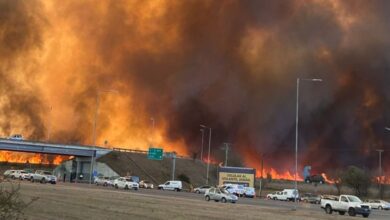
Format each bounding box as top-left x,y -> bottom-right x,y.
0,151 -> 70,165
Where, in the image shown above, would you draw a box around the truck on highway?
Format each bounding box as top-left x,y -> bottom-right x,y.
321,195 -> 371,217
31,170 -> 57,184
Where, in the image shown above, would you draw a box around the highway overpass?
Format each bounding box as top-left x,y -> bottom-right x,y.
0,138 -> 111,157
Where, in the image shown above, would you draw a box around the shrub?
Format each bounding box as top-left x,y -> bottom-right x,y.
341,166 -> 371,197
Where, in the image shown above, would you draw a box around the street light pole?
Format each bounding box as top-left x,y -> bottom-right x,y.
90,90 -> 118,184
200,129 -> 205,161
294,78 -> 322,210
150,117 -> 155,146
376,149 -> 384,198
222,143 -> 231,167
200,124 -> 212,185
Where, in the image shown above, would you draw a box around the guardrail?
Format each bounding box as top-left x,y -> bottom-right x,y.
112,147 -> 192,160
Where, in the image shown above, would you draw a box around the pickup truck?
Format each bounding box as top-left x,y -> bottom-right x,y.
321,195 -> 371,217
31,170 -> 57,184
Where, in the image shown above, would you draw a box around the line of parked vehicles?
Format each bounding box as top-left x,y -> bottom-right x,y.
3,169 -> 57,184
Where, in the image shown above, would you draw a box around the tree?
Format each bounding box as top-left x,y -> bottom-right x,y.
328,169 -> 344,195
341,166 -> 371,197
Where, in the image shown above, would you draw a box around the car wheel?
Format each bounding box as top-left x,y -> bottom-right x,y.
379,206 -> 383,210
115,184 -> 118,189
125,185 -> 129,190
221,198 -> 227,203
273,197 -> 276,200
196,190 -> 200,194
31,178 -> 35,183
11,176 -> 15,180
41,178 -> 46,184
325,205 -> 332,214
339,211 -> 345,215
19,177 -> 23,181
103,183 -> 107,187
348,208 -> 356,216
205,196 -> 210,201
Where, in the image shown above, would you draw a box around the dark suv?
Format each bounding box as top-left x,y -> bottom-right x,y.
304,174 -> 325,184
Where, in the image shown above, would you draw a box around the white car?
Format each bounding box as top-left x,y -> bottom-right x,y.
11,170 -> 29,180
113,177 -> 139,190
139,180 -> 154,189
222,184 -> 245,197
194,185 -> 211,194
158,180 -> 182,191
243,187 -> 255,198
267,191 -> 280,200
205,187 -> 238,203
9,134 -> 23,141
31,170 -> 57,184
365,200 -> 390,210
3,170 -> 16,178
95,176 -> 110,186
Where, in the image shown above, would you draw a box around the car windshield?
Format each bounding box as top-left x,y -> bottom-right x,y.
348,196 -> 362,203
237,185 -> 244,189
44,171 -> 52,175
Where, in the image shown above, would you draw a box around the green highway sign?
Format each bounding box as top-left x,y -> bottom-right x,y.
148,148 -> 163,160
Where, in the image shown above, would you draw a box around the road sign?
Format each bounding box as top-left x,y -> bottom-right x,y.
148,148 -> 163,160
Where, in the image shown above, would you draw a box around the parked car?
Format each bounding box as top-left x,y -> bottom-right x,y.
193,185 -> 211,194
266,191 -> 280,200
31,170 -> 57,184
113,177 -> 139,190
3,170 -> 16,178
11,170 -> 29,180
321,195 -> 371,217
301,193 -> 321,204
139,180 -> 154,189
243,187 -> 255,198
305,174 -> 325,184
204,187 -> 238,203
222,184 -> 245,197
158,180 -> 182,191
365,200 -> 390,210
95,176 -> 110,186
108,176 -> 119,187
9,134 -> 23,141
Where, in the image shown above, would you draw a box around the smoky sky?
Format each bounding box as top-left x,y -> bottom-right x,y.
1,0 -> 390,174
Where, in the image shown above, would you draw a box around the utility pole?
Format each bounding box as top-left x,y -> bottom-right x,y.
222,143 -> 231,167
150,117 -> 155,146
376,149 -> 384,198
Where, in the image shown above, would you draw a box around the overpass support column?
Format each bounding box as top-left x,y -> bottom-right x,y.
75,158 -> 79,183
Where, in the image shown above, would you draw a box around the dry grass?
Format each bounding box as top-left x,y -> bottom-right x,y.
6,182 -> 362,220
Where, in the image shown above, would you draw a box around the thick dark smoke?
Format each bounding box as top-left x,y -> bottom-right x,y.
0,0 -> 46,139
1,0 -> 389,174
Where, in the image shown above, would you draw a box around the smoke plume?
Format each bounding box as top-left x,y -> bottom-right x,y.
0,0 -> 389,175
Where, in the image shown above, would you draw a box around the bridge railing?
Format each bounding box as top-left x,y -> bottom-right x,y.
112,147 -> 192,160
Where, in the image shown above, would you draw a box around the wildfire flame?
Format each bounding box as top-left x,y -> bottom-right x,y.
0,151 -> 70,165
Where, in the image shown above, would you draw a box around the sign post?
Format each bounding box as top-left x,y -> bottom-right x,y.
148,148 -> 163,160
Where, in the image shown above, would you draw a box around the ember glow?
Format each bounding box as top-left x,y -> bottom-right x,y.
0,151 -> 70,165
0,0 -> 389,177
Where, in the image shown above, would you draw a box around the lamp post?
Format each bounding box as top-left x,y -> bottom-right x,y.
376,149 -> 384,198
150,117 -> 155,146
89,89 -> 119,184
294,78 -> 322,209
200,124 -> 212,185
221,143 -> 232,167
200,129 -> 205,161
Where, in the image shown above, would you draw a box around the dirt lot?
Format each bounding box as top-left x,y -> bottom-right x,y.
4,182 -> 366,220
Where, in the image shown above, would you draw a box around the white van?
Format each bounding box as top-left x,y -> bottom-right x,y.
158,180 -> 182,191
283,189 -> 300,201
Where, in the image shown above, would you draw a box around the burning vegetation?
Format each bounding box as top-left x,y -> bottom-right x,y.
0,0 -> 389,180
